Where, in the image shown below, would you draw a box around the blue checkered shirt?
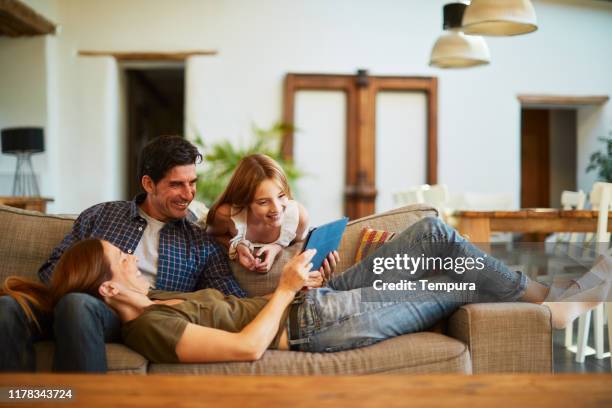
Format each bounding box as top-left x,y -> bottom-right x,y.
38,195 -> 246,297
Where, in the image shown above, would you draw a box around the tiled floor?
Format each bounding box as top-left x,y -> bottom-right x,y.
553,325 -> 611,373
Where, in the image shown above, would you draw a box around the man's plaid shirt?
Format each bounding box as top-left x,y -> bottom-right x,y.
38,195 -> 246,297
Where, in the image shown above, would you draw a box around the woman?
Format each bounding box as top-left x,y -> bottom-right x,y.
2,218 -> 606,363
205,154 -> 309,273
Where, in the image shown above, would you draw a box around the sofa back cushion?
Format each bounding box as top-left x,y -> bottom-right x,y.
0,205 -> 75,283
232,204 -> 437,297
335,204 -> 437,272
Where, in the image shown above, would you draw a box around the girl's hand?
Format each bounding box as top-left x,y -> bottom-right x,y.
304,270 -> 324,289
237,243 -> 256,270
319,251 -> 340,283
278,249 -> 316,293
254,244 -> 283,273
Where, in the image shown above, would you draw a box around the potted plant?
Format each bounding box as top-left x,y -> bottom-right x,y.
586,136 -> 612,182
193,122 -> 303,206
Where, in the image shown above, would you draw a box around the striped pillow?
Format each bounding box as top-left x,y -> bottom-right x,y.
353,227 -> 396,263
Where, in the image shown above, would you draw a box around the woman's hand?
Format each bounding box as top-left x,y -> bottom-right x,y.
319,251 -> 340,284
254,243 -> 283,273
278,249 -> 316,293
237,243 -> 256,270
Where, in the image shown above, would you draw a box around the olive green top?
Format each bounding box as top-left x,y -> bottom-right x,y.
122,289 -> 288,363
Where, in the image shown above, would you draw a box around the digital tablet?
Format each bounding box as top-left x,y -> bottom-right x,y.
303,217 -> 349,270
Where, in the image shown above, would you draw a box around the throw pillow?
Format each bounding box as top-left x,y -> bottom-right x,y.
353,227 -> 396,263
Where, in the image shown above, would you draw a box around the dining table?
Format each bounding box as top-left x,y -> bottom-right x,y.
453,208 -> 612,243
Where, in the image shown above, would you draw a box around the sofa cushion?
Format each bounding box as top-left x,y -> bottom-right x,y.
0,205 -> 75,283
34,341 -> 148,374
231,243 -> 303,297
353,227 -> 396,263
231,204 -> 437,297
148,332 -> 470,375
336,204 -> 437,274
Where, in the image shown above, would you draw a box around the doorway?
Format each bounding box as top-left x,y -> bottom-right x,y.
125,67 -> 185,198
520,108 -> 577,209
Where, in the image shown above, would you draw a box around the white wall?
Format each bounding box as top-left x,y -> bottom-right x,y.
375,92 -> 427,213
293,91 -> 346,226
1,0 -> 611,214
0,36 -> 49,196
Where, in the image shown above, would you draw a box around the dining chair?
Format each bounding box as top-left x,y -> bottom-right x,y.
546,190 -> 586,264
393,184 -> 451,221
572,182 -> 612,363
545,190 -> 587,350
461,192 -> 514,212
422,184 -> 450,219
559,190 -> 587,246
392,184 -> 428,207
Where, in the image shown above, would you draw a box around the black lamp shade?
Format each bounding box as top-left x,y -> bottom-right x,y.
443,3 -> 467,30
1,127 -> 45,154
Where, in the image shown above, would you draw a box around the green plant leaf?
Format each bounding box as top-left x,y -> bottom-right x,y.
586,137 -> 612,181
193,122 -> 303,206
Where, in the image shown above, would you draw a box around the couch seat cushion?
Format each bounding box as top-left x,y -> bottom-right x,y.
148,332 -> 470,375
34,341 -> 148,374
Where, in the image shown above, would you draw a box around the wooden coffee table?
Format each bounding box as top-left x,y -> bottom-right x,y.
1,373 -> 612,407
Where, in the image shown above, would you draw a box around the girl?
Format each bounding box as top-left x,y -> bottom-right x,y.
2,217 -> 607,364
206,154 -> 309,273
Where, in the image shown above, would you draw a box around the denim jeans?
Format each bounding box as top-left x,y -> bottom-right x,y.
0,293 -> 121,372
288,217 -> 528,353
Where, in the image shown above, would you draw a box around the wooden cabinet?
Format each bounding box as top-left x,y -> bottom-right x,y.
0,196 -> 53,213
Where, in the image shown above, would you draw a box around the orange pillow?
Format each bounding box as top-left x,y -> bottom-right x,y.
353,227 -> 396,263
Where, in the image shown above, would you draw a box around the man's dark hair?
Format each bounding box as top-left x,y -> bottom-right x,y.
138,135 -> 202,184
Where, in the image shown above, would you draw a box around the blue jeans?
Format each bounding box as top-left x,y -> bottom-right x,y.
288,217 -> 528,352
0,293 -> 121,372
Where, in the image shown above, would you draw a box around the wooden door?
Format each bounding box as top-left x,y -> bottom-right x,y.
520,109 -> 550,208
126,68 -> 185,198
282,71 -> 437,220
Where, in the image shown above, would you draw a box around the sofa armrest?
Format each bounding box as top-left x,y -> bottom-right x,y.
447,303 -> 552,373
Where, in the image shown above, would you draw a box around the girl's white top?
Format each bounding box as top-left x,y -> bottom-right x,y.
228,199 -> 303,259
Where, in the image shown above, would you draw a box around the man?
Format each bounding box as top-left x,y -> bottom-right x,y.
0,135 -> 246,372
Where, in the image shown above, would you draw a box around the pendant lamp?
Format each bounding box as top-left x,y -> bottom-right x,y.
462,0 -> 538,36
430,3 -> 490,69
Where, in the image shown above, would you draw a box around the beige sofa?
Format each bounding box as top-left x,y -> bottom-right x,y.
0,203 -> 552,374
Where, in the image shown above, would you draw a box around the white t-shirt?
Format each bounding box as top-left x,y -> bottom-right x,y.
135,208 -> 166,287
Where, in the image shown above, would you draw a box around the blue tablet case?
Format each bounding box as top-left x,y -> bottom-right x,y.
303,217 -> 349,270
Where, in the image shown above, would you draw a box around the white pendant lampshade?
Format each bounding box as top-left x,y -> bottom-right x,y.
430,32 -> 490,68
429,3 -> 490,69
462,0 -> 538,36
